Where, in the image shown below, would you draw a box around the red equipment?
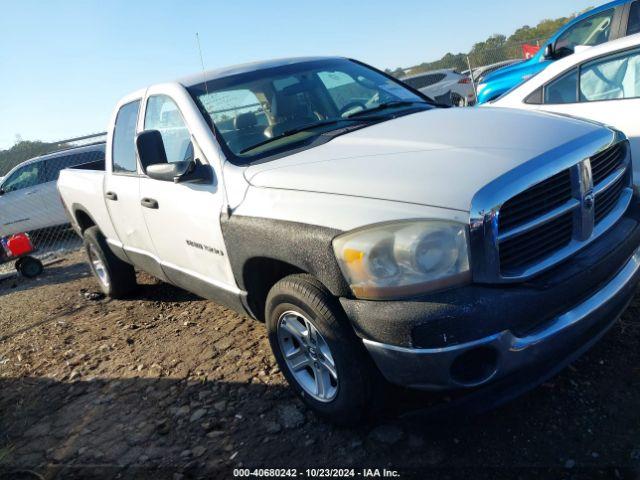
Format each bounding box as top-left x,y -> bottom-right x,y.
4,233 -> 34,257
0,233 -> 43,278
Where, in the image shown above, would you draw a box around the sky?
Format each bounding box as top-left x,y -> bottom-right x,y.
0,0 -> 595,150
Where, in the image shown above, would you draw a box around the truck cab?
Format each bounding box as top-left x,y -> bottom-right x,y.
477,0 -> 639,104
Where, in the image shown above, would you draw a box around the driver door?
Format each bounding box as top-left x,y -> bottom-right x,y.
138,93 -> 237,299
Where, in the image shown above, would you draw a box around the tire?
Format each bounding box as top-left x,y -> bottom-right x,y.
15,256 -> 43,278
451,92 -> 467,107
265,274 -> 377,425
83,226 -> 136,298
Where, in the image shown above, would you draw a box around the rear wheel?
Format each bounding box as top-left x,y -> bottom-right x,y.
83,226 -> 136,298
266,274 -> 377,425
451,92 -> 467,107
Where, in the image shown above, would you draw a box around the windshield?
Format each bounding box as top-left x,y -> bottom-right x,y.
188,58 -> 431,164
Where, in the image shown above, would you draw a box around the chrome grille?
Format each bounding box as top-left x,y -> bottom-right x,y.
499,170 -> 572,231
595,174 -> 626,224
494,141 -> 631,277
591,142 -> 625,185
499,212 -> 573,270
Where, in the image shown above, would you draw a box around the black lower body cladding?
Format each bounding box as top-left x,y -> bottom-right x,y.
220,214 -> 350,316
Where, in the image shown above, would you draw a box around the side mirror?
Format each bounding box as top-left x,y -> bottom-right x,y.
146,159 -> 213,184
146,160 -> 193,182
0,188 -> 4,196
136,130 -> 167,173
544,43 -> 554,59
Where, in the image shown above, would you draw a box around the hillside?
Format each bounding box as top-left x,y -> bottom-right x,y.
0,140 -> 68,176
386,8 -> 591,77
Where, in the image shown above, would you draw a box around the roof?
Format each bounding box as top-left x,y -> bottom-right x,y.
178,56 -> 343,87
5,142 -> 105,173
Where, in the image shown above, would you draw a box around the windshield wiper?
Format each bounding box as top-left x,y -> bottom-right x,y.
346,101 -> 430,118
239,118 -> 369,154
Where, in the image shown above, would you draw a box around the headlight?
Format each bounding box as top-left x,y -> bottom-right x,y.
333,220 -> 470,300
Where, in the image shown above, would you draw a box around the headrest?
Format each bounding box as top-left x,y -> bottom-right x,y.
234,112 -> 257,130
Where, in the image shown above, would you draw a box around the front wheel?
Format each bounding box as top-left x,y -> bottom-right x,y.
83,226 -> 137,298
265,274 -> 377,425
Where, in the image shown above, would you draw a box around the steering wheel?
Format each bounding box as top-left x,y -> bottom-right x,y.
338,101 -> 367,117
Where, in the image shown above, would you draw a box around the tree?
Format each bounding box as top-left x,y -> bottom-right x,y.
0,140 -> 68,176
387,7 -> 591,77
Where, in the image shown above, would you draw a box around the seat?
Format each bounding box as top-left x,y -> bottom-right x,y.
266,95 -> 319,138
229,111 -> 267,153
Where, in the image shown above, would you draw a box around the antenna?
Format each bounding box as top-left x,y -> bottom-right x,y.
195,32 -> 209,94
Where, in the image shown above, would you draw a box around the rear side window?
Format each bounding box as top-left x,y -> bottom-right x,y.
628,1 -> 640,35
41,149 -> 105,183
112,101 -> 141,173
403,73 -> 446,89
580,48 -> 640,101
544,68 -> 578,104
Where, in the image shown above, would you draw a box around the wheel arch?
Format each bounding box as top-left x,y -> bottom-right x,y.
242,256 -> 305,320
221,215 -> 352,319
72,205 -> 97,233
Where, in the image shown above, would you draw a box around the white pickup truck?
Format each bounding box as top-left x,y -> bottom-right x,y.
58,57 -> 640,424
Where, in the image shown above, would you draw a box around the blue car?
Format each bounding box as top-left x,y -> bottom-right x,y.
476,0 -> 640,104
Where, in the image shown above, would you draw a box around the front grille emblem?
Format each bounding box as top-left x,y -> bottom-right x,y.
583,193 -> 594,210
573,159 -> 595,241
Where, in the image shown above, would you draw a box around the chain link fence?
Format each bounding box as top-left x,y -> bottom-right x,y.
0,133 -> 106,278
396,38 -> 545,106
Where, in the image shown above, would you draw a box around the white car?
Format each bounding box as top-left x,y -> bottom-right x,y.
489,33 -> 640,184
57,57 -> 639,424
0,144 -> 105,237
400,69 -> 475,106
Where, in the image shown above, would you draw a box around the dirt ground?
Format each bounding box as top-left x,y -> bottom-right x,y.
1,251 -> 639,479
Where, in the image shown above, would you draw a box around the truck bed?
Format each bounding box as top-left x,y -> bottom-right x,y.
57,165 -> 113,239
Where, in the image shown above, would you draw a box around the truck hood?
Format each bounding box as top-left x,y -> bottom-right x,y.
244,108 -> 605,212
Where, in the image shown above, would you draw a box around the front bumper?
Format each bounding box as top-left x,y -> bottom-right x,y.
362,244 -> 640,389
341,202 -> 640,391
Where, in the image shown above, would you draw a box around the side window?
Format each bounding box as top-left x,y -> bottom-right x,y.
403,75 -> 440,90
628,1 -> 640,35
144,95 -> 192,164
1,163 -> 41,193
112,100 -> 141,173
555,9 -> 615,53
580,48 -> 640,101
41,154 -> 79,183
544,68 -> 578,104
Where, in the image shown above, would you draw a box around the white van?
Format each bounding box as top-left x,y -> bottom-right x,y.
0,144 -> 105,237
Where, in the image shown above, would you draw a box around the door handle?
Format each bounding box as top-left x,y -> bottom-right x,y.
141,197 -> 159,209
105,191 -> 118,201
26,190 -> 39,196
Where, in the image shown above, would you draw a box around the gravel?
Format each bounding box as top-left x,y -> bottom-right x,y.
1,251 -> 639,478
